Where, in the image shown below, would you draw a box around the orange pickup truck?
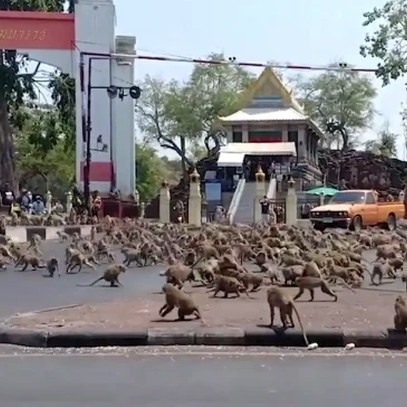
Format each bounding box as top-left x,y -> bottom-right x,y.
309,189 -> 404,231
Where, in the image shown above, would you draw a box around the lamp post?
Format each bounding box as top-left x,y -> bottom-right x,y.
80,54 -> 141,211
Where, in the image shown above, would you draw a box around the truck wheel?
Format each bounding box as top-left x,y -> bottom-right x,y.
386,214 -> 396,231
350,215 -> 362,232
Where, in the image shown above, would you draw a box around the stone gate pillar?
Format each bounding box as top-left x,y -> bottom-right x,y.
188,168 -> 202,227
254,166 -> 266,223
285,176 -> 297,226
159,180 -> 170,223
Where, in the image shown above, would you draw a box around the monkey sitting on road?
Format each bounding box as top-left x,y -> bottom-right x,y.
43,257 -> 60,278
394,295 -> 407,331
159,283 -> 202,321
267,286 -> 310,346
293,276 -> 338,302
66,253 -> 96,273
27,234 -> 43,255
15,254 -> 45,271
77,264 -> 126,287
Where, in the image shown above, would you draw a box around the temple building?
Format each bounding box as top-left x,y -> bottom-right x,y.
217,67 -> 323,184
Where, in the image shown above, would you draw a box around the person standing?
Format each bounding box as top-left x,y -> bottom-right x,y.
259,195 -> 270,224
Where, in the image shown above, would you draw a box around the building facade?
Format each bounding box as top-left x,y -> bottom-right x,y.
218,67 -> 323,182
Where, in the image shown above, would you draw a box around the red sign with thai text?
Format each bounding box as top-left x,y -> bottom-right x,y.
0,11 -> 74,50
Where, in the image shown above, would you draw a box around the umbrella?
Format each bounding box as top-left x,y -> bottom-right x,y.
306,186 -> 338,196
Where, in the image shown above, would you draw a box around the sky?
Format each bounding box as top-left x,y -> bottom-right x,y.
115,0 -> 406,159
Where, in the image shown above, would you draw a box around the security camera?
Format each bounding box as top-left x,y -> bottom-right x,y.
106,85 -> 118,99
129,85 -> 141,100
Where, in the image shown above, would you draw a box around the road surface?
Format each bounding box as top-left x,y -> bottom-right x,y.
0,241 -> 162,318
0,346 -> 406,407
0,242 -> 404,320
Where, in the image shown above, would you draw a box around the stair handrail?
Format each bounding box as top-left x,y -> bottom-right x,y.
267,177 -> 277,200
227,178 -> 246,224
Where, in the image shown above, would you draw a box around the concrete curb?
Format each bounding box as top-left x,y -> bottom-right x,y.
3,225 -> 93,242
0,326 -> 406,348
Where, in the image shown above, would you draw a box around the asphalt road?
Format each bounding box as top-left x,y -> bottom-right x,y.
0,241 -> 163,318
0,241 -> 405,320
0,347 -> 406,407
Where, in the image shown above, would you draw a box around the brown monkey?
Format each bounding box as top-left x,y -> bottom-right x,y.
267,286 -> 310,346
160,264 -> 197,289
302,261 -> 322,278
27,234 -> 42,255
387,258 -> 404,273
44,257 -> 60,278
209,275 -> 249,298
15,254 -> 45,271
293,276 -> 338,302
77,264 -> 126,287
159,283 -> 202,321
240,272 -> 265,292
394,295 -> 407,331
66,253 -> 96,273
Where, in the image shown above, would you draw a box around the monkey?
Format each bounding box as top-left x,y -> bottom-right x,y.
159,283 -> 202,321
302,261 -> 322,278
394,295 -> 407,331
77,264 -> 127,287
369,262 -> 396,285
254,250 -> 268,267
281,265 -> 303,286
388,258 -> 404,273
0,245 -> 13,259
56,231 -> 69,242
209,275 -> 249,298
122,248 -> 143,267
43,257 -> 60,278
65,246 -> 80,264
239,272 -> 266,292
66,253 -> 97,273
160,264 -> 197,289
293,276 -> 338,302
267,286 -> 310,346
15,254 -> 45,271
27,234 -> 43,255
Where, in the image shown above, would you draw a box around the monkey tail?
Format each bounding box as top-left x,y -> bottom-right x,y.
291,303 -> 310,347
190,255 -> 205,269
329,276 -> 356,293
76,277 -> 103,287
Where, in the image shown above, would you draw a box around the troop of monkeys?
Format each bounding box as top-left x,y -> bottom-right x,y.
2,216 -> 407,344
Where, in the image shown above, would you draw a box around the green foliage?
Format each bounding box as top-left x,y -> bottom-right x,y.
365,122 -> 398,157
294,68 -> 377,149
360,0 -> 407,86
15,107 -> 75,197
136,53 -> 255,179
135,143 -> 163,202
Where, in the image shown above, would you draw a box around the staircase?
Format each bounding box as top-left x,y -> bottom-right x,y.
233,182 -> 257,224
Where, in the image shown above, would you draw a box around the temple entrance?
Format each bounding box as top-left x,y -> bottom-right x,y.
243,155 -> 294,181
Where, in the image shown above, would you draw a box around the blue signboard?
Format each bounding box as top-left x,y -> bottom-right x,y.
205,182 -> 221,201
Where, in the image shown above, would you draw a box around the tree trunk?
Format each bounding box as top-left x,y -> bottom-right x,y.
404,185 -> 407,219
180,135 -> 188,184
0,100 -> 15,192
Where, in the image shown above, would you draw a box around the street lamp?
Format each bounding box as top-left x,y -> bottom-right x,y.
82,56 -> 142,210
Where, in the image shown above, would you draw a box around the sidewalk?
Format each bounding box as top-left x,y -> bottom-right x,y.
3,282 -> 407,348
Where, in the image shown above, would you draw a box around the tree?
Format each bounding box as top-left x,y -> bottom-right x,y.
365,122 -> 398,157
0,0 -> 69,191
136,53 -> 255,182
360,0 -> 407,86
14,106 -> 75,198
294,68 -> 377,150
135,143 -> 163,202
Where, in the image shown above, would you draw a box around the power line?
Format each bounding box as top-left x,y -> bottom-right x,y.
107,52 -> 378,73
